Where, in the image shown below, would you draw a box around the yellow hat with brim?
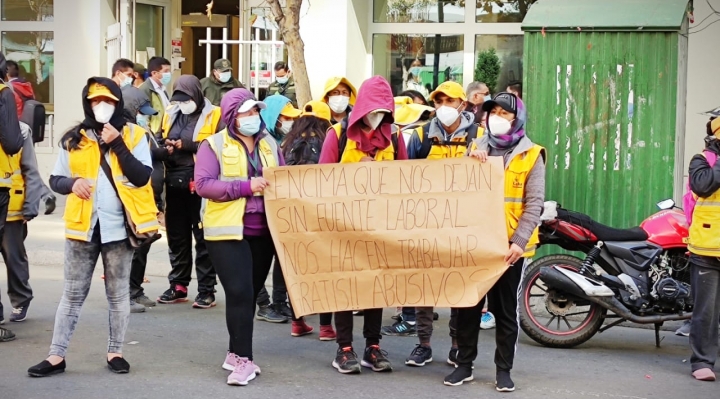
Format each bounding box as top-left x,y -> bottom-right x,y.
429,81 -> 466,102
87,82 -> 119,101
302,100 -> 331,122
321,77 -> 357,106
711,117 -> 720,137
395,103 -> 435,126
280,102 -> 302,118
394,96 -> 413,107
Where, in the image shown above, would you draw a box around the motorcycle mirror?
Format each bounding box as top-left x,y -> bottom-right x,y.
657,199 -> 675,210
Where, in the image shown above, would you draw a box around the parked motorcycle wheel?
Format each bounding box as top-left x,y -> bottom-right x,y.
520,254 -> 607,348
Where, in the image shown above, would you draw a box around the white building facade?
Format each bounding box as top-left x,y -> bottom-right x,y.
0,0 -> 717,178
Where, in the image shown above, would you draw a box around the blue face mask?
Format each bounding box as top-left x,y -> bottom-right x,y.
136,114 -> 149,128
410,67 -> 421,77
276,76 -> 289,84
484,94 -> 492,102
237,115 -> 261,136
160,72 -> 172,86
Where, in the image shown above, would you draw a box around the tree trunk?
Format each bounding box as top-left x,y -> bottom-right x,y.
267,0 -> 312,107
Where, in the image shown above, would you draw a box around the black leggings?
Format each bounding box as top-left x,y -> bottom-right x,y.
206,235 -> 275,360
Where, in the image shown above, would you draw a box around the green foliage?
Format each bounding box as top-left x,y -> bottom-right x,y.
475,47 -> 501,92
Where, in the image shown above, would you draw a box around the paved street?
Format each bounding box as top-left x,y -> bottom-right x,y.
0,208 -> 716,398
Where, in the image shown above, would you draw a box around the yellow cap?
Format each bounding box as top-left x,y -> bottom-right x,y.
395,103 -> 434,126
712,118 -> 720,137
87,82 -> 119,101
302,100 -> 331,122
394,96 -> 413,106
280,102 -> 302,118
429,81 -> 466,102
321,77 -> 357,106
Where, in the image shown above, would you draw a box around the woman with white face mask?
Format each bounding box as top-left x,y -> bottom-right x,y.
321,76 -> 358,125
156,75 -> 225,310
194,88 -> 291,386
28,77 -> 157,377
448,92 -> 546,392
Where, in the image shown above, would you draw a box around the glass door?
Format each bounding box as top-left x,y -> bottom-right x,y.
133,0 -> 170,65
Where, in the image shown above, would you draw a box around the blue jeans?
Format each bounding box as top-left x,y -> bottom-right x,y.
49,235 -> 133,358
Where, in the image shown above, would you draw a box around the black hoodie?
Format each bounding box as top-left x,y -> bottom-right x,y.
0,51 -> 24,158
50,77 -> 151,195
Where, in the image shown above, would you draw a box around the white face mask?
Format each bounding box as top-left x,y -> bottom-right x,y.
179,101 -> 198,115
328,95 -> 350,114
278,120 -> 294,135
488,114 -> 513,136
435,105 -> 460,127
92,101 -> 115,124
120,75 -> 133,88
218,71 -> 232,83
363,112 -> 386,130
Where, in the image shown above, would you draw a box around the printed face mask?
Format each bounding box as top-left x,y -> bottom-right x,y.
237,115 -> 262,136
179,101 -> 198,115
363,112 -> 386,130
92,101 -> 115,124
435,105 -> 460,127
488,114 -> 513,136
218,71 -> 232,83
328,95 -> 350,114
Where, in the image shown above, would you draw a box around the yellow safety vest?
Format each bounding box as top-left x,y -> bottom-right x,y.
161,105 -> 222,144
688,178 -> 720,256
202,129 -> 279,241
63,125 -> 159,241
332,124 -> 395,163
505,145 -> 545,257
419,125 -> 483,160
0,84 -> 16,189
6,148 -> 24,222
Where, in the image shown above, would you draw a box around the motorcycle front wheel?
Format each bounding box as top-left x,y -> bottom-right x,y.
520,254 -> 607,348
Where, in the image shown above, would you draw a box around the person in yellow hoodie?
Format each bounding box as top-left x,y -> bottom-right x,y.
27,78 -> 158,377
320,77 -> 357,124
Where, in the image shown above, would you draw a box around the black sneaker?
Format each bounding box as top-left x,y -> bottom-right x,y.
405,344 -> 433,367
361,345 -> 393,372
444,365 -> 474,386
496,370 -> 515,392
193,292 -> 217,309
332,347 -> 361,374
273,302 -> 293,319
380,320 -> 417,337
0,326 -> 16,342
28,359 -> 66,377
256,304 -> 288,323
157,284 -> 189,304
447,347 -> 458,367
433,312 -> 439,321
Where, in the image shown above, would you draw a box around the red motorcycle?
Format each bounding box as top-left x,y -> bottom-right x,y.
519,199 -> 692,348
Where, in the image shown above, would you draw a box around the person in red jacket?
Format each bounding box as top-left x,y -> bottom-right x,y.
5,60 -> 35,118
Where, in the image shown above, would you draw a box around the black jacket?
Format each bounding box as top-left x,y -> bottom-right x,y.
0,52 -> 24,157
688,151 -> 720,198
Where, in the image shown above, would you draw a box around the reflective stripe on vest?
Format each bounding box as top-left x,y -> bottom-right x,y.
688,194 -> 720,256
333,124 -> 395,163
202,130 -> 279,241
504,145 -> 545,257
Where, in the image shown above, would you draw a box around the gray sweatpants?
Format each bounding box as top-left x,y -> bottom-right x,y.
690,263 -> 720,372
1,221 -> 32,310
49,237 -> 133,358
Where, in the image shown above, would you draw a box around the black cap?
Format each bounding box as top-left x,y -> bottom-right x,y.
170,91 -> 192,103
482,92 -> 518,114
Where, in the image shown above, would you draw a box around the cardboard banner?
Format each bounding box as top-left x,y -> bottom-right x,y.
263,157 -> 508,317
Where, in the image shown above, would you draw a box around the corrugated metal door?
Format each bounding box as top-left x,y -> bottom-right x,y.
524,32 -> 679,228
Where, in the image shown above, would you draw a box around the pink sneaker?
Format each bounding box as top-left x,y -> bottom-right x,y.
223,352 -> 261,375
227,356 -> 256,386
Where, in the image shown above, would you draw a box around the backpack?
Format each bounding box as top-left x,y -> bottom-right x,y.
284,131 -> 323,165
335,116 -> 399,162
416,123 -> 480,159
21,100 -> 46,143
683,150 -> 718,225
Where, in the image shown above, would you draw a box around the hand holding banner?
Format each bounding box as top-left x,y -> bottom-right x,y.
264,157 -> 508,317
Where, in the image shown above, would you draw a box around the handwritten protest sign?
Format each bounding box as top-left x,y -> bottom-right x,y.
263,157 -> 508,317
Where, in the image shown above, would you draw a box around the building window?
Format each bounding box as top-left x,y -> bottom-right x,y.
1,0 -> 53,21
1,31 -> 54,105
373,33 -> 464,99
474,35 -> 523,95
135,3 -> 164,59
476,0 -> 536,23
373,0 -> 465,23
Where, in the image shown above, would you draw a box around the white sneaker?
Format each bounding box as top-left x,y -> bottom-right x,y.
480,312 -> 496,330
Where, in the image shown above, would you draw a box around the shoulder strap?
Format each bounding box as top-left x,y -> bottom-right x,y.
418,125 -> 434,159
466,123 -> 479,142
391,132 -> 399,160
336,118 -> 349,163
99,148 -> 121,198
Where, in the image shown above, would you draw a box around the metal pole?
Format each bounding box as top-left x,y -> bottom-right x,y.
270,28 -> 277,82
206,27 -> 212,77
222,28 -> 228,60
254,28 -> 260,98
238,0 -> 244,84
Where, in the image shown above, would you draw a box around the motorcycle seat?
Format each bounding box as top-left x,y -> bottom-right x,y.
556,209 -> 649,242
